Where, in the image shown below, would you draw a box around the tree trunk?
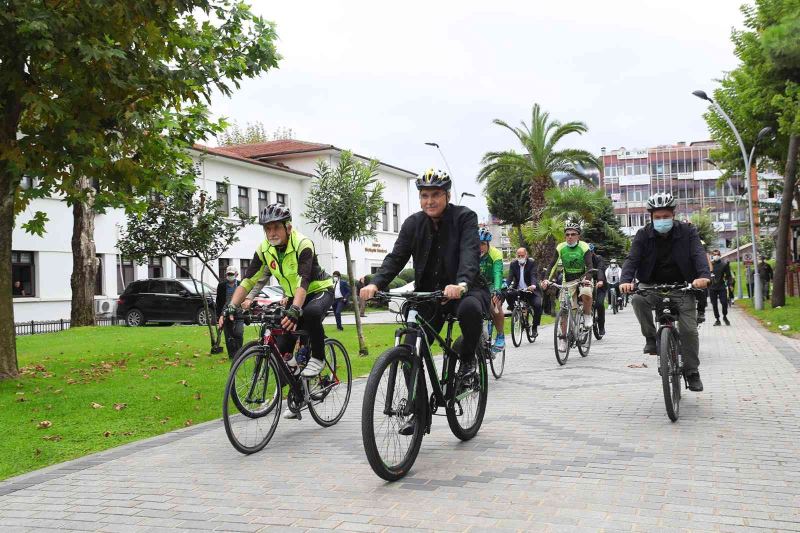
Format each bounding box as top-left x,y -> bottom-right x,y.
344,242 -> 368,356
70,178 -> 97,327
515,225 -> 529,252
0,167 -> 17,379
529,177 -> 554,268
772,134 -> 798,308
167,255 -> 216,350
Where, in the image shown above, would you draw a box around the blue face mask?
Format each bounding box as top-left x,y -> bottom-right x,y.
653,218 -> 674,234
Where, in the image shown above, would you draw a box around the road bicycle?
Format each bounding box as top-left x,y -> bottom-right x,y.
505,289 -> 538,347
633,283 -> 703,422
222,304 -> 352,454
361,291 -> 488,481
548,271 -> 595,366
480,316 -> 505,379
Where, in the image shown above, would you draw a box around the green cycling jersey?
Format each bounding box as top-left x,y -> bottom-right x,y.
480,246 -> 504,292
549,240 -> 592,282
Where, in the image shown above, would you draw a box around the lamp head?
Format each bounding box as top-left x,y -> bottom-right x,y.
692,90 -> 711,101
703,157 -> 717,168
756,127 -> 773,141
424,142 -> 439,148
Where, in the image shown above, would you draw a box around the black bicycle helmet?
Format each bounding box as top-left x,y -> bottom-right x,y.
259,203 -> 291,225
646,192 -> 677,211
415,168 -> 452,191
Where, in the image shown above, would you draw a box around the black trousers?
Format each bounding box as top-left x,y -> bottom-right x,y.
594,287 -> 607,329
710,288 -> 728,319
332,297 -> 347,329
696,288 -> 708,315
505,290 -> 543,327
276,289 -> 334,362
223,319 -> 244,358
419,289 -> 489,364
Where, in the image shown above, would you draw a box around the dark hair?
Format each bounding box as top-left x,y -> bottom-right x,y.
712,249 -> 720,254
332,271 -> 341,277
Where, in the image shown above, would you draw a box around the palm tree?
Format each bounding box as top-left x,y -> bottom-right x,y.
542,186 -> 606,224
478,104 -> 600,264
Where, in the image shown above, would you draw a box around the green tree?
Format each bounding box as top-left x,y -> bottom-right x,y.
118,180 -> 254,349
304,151 -> 385,356
702,0 -> 800,307
1,1 -> 279,378
581,198 -> 629,262
478,104 -> 599,267
688,208 -> 719,252
483,165 -> 533,251
218,122 -> 295,145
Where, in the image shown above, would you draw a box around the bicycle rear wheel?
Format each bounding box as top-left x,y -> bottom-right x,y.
611,289 -> 618,314
361,347 -> 424,481
578,313 -> 592,357
592,306 -> 603,340
307,338 -> 352,427
659,327 -> 680,422
446,353 -> 488,441
223,347 -> 282,454
511,308 -> 523,347
525,308 -> 537,343
554,309 -> 570,365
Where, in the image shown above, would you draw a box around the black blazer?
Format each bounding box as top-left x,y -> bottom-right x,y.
621,221 -> 711,284
371,204 -> 482,291
216,280 -> 238,319
506,258 -> 540,293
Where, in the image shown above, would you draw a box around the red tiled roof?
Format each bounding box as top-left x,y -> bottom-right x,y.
191,144 -> 313,177
217,140 -> 334,159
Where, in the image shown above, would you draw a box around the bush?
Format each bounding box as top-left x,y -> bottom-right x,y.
397,268 -> 415,283
388,278 -> 408,290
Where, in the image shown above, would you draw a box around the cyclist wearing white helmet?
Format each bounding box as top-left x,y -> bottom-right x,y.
619,192 -> 711,392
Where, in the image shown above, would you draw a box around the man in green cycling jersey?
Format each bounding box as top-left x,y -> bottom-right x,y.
541,219 -> 598,351
478,227 -> 505,351
229,203 -> 334,418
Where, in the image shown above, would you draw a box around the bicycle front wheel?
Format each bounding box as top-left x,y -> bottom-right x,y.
307,338 -> 352,427
659,327 -> 680,422
446,353 -> 488,441
223,346 -> 282,454
489,342 -> 505,379
525,308 -> 537,343
554,309 -> 570,365
511,308 -> 523,347
361,347 -> 424,481
578,313 -> 592,357
611,289 -> 618,314
592,306 -> 603,340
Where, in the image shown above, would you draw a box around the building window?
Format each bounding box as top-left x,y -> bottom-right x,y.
238,186 -> 250,216
393,203 -> 399,232
176,257 -> 191,279
95,255 -> 103,296
148,256 -> 162,278
258,190 -> 269,213
240,258 -> 251,274
219,258 -> 230,279
116,256 -> 135,295
382,202 -> 389,231
12,251 -> 35,297
216,182 -> 229,215
275,192 -> 287,206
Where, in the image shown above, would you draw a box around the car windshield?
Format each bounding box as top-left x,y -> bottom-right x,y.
179,279 -> 216,295
260,286 -> 284,299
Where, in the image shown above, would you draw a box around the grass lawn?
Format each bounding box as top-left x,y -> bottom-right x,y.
739,296 -> 800,337
0,313 -> 546,480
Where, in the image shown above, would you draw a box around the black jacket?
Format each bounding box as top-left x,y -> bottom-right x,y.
216,280 -> 238,319
710,259 -> 733,290
591,253 -> 608,284
621,221 -> 711,284
371,204 -> 482,291
506,258 -> 540,294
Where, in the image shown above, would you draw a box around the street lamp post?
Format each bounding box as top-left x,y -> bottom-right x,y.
693,90 -> 772,310
705,158 -> 744,299
458,192 -> 476,205
425,141 -> 457,198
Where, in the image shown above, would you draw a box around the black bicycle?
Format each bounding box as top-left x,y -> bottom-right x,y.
506,289 -> 538,347
361,291 -> 489,481
222,304 -> 352,454
633,283 -> 702,422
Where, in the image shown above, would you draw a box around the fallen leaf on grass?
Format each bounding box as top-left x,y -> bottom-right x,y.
53,389 -> 63,394
37,420 -> 52,429
34,448 -> 41,457
627,363 -> 648,368
122,431 -> 135,436
159,417 -> 171,424
153,395 -> 161,401
16,395 -> 26,403
113,403 -> 127,411
90,402 -> 104,409
177,380 -> 188,387
193,391 -> 202,400
103,431 -> 113,438
184,420 -> 193,427
42,435 -> 62,442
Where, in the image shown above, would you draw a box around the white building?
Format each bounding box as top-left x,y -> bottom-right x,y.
12,140 -> 416,322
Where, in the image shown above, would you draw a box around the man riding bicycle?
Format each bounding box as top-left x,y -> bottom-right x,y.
506,247 -> 543,338
229,203 -> 335,417
361,169 -> 489,381
588,243 -> 608,336
605,259 -> 622,309
478,227 -> 506,351
619,192 -> 710,392
541,219 -> 599,352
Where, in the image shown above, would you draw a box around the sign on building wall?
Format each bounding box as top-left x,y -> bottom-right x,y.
619,174 -> 650,186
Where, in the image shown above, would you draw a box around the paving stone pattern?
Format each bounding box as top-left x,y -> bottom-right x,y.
1,306 -> 799,532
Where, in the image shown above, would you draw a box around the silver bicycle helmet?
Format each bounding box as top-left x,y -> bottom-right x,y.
564,219 -> 583,233
646,192 -> 677,211
259,203 -> 291,225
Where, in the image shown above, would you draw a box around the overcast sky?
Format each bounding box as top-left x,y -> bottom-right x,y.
209,0 -> 745,219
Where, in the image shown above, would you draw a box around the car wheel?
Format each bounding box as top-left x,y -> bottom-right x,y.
196,308 -> 210,326
125,309 -> 145,327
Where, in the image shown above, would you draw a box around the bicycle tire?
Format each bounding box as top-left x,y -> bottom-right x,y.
592,306 -> 603,340
511,308 -> 523,347
525,308 -> 537,343
446,352 -> 488,441
307,338 -> 352,427
489,340 -> 505,379
361,346 -> 424,481
223,348 -> 282,454
228,342 -> 280,419
554,309 -> 570,365
659,327 -> 680,422
611,289 -> 618,315
578,313 -> 592,357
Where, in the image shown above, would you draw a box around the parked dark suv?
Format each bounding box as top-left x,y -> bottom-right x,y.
116,278 -> 216,327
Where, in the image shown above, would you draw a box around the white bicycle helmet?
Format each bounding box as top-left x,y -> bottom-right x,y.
564,219 -> 583,233
646,192 -> 677,211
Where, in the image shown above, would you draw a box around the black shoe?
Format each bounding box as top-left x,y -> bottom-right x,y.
697,312 -> 705,324
531,327 -> 538,338
398,417 -> 416,436
713,319 -> 721,326
598,327 -> 606,337
457,358 -> 476,377
337,326 -> 344,331
723,317 -> 730,326
643,338 -> 656,354
684,370 -> 704,392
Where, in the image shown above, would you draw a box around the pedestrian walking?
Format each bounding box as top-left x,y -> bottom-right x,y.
709,250 -> 733,326
331,271 -> 350,331
758,257 -> 773,300
216,266 -> 244,358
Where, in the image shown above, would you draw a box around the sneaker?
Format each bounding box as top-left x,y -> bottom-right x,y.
583,313 -> 593,328
283,408 -> 299,420
558,338 -> 567,352
643,338 -> 656,354
713,319 -> 721,326
598,327 -> 606,337
458,358 -> 476,377
697,312 -> 705,324
531,326 -> 538,338
608,305 -> 612,311
301,358 -> 324,377
723,316 -> 730,326
398,417 -> 416,436
492,334 -> 505,352
684,369 -> 704,392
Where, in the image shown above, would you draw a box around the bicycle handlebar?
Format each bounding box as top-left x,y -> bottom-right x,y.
633,283 -> 705,296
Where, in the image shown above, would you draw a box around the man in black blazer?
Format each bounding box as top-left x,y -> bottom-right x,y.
505,247 -> 543,337
331,270 -> 351,330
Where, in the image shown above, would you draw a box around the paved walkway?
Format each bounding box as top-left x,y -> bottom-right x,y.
2,306 -> 799,532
